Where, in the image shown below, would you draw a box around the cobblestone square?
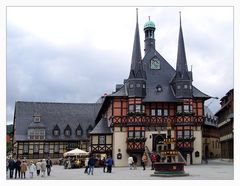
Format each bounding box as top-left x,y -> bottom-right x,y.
6,159 -> 233,180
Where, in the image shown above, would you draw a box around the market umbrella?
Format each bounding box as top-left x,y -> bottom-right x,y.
63,148 -> 89,157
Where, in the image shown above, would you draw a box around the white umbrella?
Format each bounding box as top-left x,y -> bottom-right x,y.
63,148 -> 89,157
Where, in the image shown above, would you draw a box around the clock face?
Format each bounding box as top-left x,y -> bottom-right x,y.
150,58 -> 160,69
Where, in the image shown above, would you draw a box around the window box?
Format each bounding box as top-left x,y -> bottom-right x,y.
176,137 -> 195,142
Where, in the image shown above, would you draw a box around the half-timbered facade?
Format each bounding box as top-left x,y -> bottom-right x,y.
215,89 -> 234,161
202,106 -> 220,159
93,11 -> 211,166
13,102 -> 101,160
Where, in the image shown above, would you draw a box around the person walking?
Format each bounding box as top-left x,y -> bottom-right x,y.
84,157 -> 89,173
132,155 -> 137,170
151,152 -> 157,170
41,159 -> 47,177
8,157 -> 15,179
36,160 -> 42,176
29,161 -> 36,179
87,155 -> 96,175
128,156 -> 134,170
141,153 -> 148,170
46,157 -> 53,176
14,158 -> 21,179
20,160 -> 27,179
106,156 -> 113,173
102,157 -> 107,173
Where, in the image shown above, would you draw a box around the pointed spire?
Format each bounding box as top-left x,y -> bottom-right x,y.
129,8 -> 143,78
176,12 -> 189,79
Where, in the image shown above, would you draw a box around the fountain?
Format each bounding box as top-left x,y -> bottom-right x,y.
151,137 -> 190,177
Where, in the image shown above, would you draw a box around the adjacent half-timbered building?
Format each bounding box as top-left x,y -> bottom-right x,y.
202,106 -> 220,159
215,89 -> 234,161
93,11 -> 212,166
13,101 -> 101,160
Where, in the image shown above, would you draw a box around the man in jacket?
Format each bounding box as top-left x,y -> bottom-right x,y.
8,157 -> 15,179
14,158 -> 21,179
46,157 -> 53,176
87,155 -> 96,175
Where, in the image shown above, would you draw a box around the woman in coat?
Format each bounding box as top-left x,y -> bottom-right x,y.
41,159 -> 47,177
20,160 -> 27,179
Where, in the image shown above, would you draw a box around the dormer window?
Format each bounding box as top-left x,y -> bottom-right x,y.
184,85 -> 188,89
33,113 -> 41,123
64,125 -> 72,137
136,83 -> 141,88
28,128 -> 45,140
177,85 -> 181,89
129,84 -> 134,89
75,124 -> 83,137
52,125 -> 60,137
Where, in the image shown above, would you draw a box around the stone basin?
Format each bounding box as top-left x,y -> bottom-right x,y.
151,162 -> 189,177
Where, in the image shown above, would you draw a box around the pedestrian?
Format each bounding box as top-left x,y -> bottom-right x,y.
67,157 -> 71,169
41,159 -> 47,177
151,152 -> 157,170
36,159 -> 42,176
46,157 -> 53,176
84,157 -> 89,173
29,161 -> 36,179
6,157 -> 9,173
14,158 -> 21,179
106,156 -> 113,173
102,157 -> 107,173
87,155 -> 96,175
156,153 -> 161,162
128,156 -> 134,170
132,155 -> 137,170
20,160 -> 27,179
141,153 -> 148,170
8,157 -> 15,179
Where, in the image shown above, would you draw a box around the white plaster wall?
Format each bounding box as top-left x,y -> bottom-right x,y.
145,131 -> 158,151
193,130 -> 202,164
112,131 -> 128,167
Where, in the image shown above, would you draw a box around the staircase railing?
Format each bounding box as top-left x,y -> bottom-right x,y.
177,151 -> 187,164
145,146 -> 152,166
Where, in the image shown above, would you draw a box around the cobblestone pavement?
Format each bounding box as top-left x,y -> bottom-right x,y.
6,159 -> 233,180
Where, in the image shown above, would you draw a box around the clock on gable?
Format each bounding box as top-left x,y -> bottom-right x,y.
150,58 -> 160,69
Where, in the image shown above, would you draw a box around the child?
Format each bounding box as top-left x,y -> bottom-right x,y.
29,161 -> 36,178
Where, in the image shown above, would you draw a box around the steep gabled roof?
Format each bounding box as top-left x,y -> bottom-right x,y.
90,118 -> 112,134
129,9 -> 145,79
142,48 -> 178,102
175,13 -> 190,80
192,86 -> 211,100
14,101 -> 101,141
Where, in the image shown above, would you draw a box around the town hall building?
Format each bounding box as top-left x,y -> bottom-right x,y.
12,11 -> 213,166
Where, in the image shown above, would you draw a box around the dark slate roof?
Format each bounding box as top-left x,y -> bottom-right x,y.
14,101 -> 101,141
192,86 -> 211,99
142,48 -> 179,102
90,118 -> 112,134
129,9 -> 145,79
175,15 -> 190,80
109,85 -> 127,97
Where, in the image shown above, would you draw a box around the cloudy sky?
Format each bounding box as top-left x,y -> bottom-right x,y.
6,6 -> 233,125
